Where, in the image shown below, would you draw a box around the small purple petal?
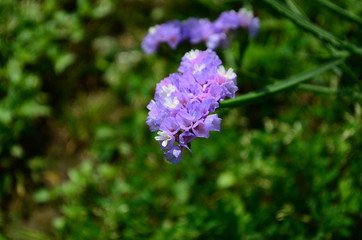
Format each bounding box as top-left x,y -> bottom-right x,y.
160,117 -> 180,134
205,114 -> 222,132
141,34 -> 158,54
192,120 -> 210,138
205,83 -> 223,101
223,81 -> 239,99
146,100 -> 165,131
214,10 -> 241,32
206,32 -> 227,49
157,21 -> 183,49
164,146 -> 183,164
248,17 -> 260,37
155,130 -> 175,149
188,18 -> 214,44
176,110 -> 194,130
186,101 -> 203,120
179,131 -> 196,146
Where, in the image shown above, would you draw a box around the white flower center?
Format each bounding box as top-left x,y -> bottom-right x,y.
239,8 -> 253,18
239,8 -> 254,26
159,84 -> 176,97
193,64 -> 205,74
185,49 -> 200,60
171,148 -> 181,158
149,26 -> 158,35
155,131 -> 172,147
163,96 -> 179,109
217,66 -> 236,80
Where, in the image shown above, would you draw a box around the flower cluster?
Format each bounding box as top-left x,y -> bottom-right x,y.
146,49 -> 238,163
142,8 -> 260,54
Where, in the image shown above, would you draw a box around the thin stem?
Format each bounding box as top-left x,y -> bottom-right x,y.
286,0 -> 307,18
220,57 -> 345,108
235,30 -> 250,69
298,83 -> 362,99
315,0 -> 362,26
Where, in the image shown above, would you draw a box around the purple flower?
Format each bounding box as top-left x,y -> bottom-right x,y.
146,49 -> 238,164
206,32 -> 227,49
214,10 -> 242,32
155,130 -> 175,149
187,19 -> 215,44
239,8 -> 255,27
141,8 -> 260,54
183,18 -> 228,49
176,110 -> 194,130
141,31 -> 158,54
204,114 -> 222,132
248,17 -> 260,37
164,146 -> 183,164
160,117 -> 180,134
178,49 -> 222,74
179,131 -> 196,148
157,21 -> 183,49
141,21 -> 182,54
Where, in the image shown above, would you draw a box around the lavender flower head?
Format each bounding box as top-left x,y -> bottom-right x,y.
142,8 -> 260,54
147,49 -> 238,163
142,21 -> 183,54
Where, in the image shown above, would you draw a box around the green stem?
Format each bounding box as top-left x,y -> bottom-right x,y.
236,71 -> 276,84
220,57 -> 345,108
285,0 -> 307,18
261,0 -> 362,57
298,83 -> 362,99
315,0 -> 362,26
235,30 -> 250,69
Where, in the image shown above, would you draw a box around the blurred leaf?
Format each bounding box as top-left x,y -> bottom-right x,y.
10,144 -> 24,158
95,125 -> 117,140
217,171 -> 236,189
55,53 -> 75,73
17,101 -> 50,117
53,217 -> 66,231
0,108 -> 12,124
174,180 -> 190,204
6,226 -> 50,240
33,189 -> 52,203
7,59 -> 22,83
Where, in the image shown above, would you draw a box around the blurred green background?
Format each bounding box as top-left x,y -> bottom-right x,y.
0,0 -> 361,239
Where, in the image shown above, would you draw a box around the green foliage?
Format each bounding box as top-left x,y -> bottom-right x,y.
1,0 -> 361,239
33,102 -> 362,239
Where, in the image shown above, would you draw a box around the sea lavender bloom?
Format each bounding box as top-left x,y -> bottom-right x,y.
142,8 -> 260,54
214,9 -> 260,37
248,17 -> 260,37
141,21 -> 183,54
187,18 -> 214,44
238,8 -> 260,37
146,49 -> 237,163
178,49 -> 221,75
213,10 -> 242,32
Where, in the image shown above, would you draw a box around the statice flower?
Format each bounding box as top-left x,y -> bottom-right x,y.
141,21 -> 183,54
214,9 -> 260,37
146,49 -> 238,164
238,9 -> 260,37
213,10 -> 242,32
141,8 -> 260,54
